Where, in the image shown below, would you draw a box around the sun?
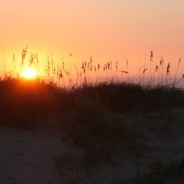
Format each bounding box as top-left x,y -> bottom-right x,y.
21,67 -> 37,79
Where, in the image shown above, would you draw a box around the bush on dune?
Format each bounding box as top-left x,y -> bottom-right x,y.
0,78 -> 184,126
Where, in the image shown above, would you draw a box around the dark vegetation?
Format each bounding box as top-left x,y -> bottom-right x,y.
0,78 -> 184,115
0,77 -> 184,121
1,77 -> 184,142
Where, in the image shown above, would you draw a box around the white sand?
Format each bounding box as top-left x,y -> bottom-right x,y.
0,128 -> 70,184
1,126 -> 184,184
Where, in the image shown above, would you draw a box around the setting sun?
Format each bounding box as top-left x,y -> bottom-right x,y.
21,68 -> 37,79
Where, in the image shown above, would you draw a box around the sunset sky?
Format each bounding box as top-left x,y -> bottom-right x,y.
0,0 -> 184,76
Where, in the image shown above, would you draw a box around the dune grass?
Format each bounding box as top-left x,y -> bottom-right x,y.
0,77 -> 184,127
0,77 -> 183,150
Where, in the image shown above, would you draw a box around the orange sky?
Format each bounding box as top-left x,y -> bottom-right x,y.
0,0 -> 184,79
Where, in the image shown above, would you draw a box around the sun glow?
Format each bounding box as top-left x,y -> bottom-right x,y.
21,67 -> 37,79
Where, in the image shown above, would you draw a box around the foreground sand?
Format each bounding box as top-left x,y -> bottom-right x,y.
0,128 -> 66,184
1,126 -> 184,184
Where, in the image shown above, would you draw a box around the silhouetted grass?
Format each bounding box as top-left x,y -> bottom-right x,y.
0,77 -> 184,129
0,77 -> 183,151
72,83 -> 184,112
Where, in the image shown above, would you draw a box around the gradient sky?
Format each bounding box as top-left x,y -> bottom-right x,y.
0,0 -> 184,75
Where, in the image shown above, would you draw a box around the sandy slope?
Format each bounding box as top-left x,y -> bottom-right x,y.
0,128 -> 68,184
1,126 -> 184,184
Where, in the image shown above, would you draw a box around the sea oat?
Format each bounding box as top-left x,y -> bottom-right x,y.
121,71 -> 129,74
150,50 -> 153,62
167,63 -> 170,75
155,65 -> 159,72
143,68 -> 148,74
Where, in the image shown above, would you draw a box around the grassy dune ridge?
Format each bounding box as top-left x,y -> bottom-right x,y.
0,77 -> 184,118
1,77 -> 184,138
